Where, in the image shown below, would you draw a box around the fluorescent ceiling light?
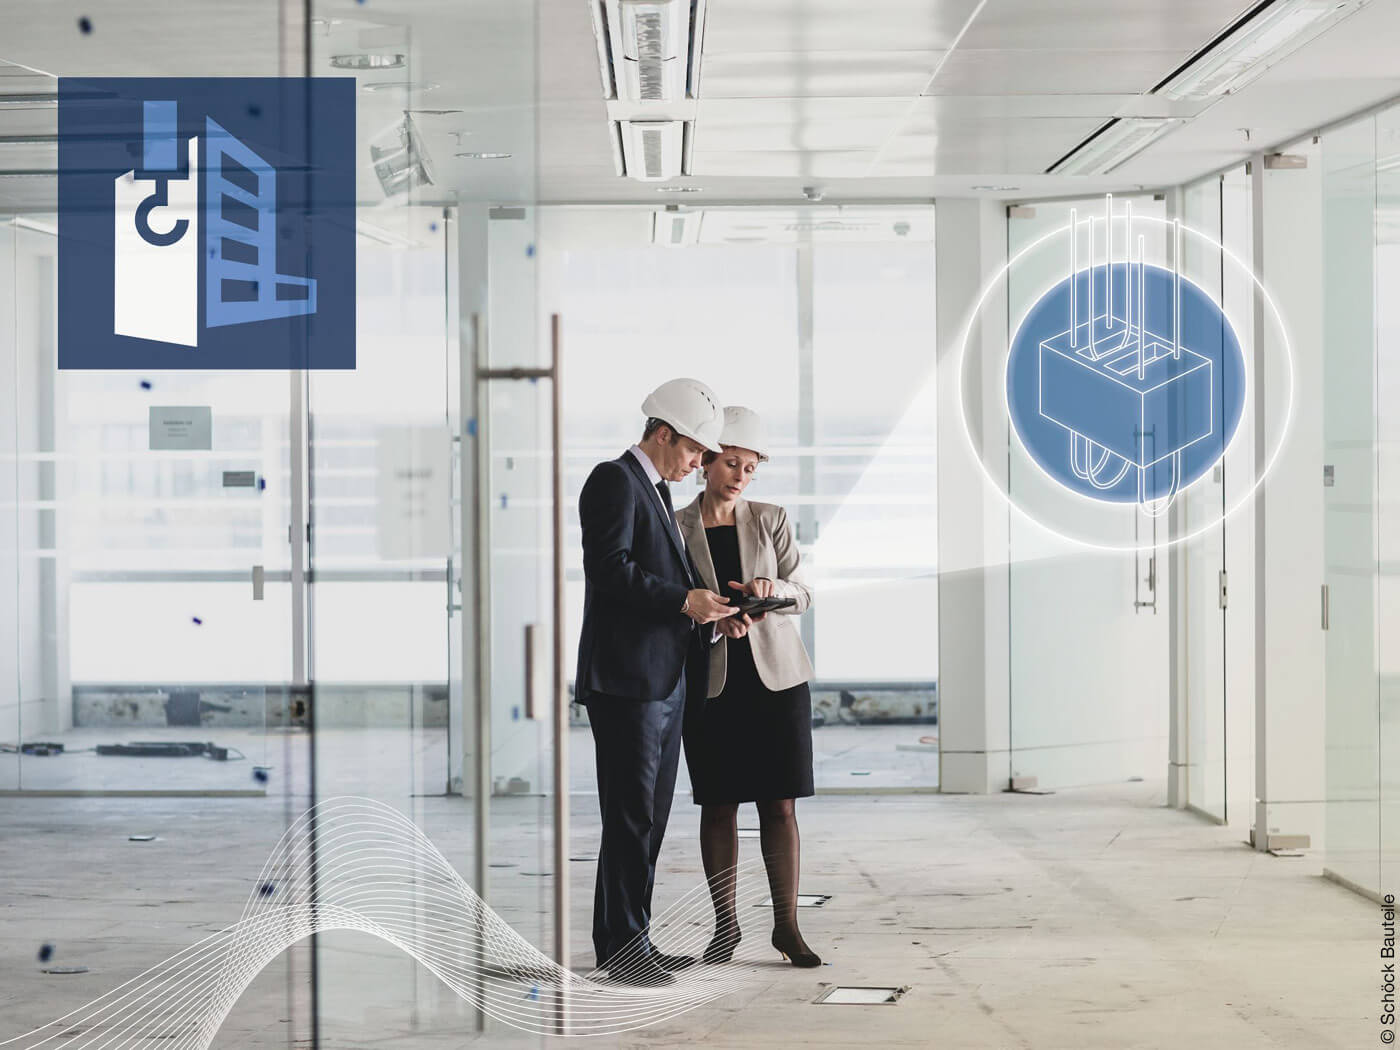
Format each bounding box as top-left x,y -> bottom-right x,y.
1052,0 -> 1369,176
618,119 -> 685,181
651,207 -> 702,245
612,0 -> 688,102
1159,0 -> 1370,101
1050,118 -> 1181,176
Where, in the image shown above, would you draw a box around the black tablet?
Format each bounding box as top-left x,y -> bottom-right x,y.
730,595 -> 796,616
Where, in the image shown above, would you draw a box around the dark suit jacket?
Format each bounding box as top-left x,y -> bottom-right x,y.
575,452 -> 704,702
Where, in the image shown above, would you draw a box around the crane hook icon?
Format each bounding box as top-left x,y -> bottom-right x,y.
134,178 -> 189,248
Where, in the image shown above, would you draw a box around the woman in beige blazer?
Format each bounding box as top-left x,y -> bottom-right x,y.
675,406 -> 820,969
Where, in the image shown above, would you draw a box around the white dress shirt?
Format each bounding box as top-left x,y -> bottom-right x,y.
628,444 -> 684,547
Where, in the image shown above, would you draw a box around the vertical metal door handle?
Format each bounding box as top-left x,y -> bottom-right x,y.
251,564 -> 265,601
523,623 -> 540,721
1321,583 -> 1329,630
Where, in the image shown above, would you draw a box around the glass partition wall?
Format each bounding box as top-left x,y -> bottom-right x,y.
0,3 -> 313,1046
1378,107 -> 1400,902
1171,114 -> 1391,886
1005,196 -> 1171,790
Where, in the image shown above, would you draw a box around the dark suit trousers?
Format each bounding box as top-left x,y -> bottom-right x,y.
585,671 -> 686,968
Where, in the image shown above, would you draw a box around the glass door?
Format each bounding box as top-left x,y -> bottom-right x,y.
1006,196 -> 1171,790
477,202 -> 561,976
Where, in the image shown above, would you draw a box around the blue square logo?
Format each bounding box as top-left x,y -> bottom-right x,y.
58,78 -> 356,369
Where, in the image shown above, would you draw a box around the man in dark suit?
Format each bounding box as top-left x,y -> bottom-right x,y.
577,378 -> 734,985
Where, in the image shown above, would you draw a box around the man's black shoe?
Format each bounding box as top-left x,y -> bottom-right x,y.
605,955 -> 675,986
653,952 -> 697,972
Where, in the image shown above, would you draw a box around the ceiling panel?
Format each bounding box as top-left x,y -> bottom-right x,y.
701,51 -> 942,99
960,0 -> 1256,52
695,121 -> 903,153
924,48 -> 1189,96
695,97 -> 912,153
691,149 -> 879,179
901,93 -> 1138,120
703,0 -> 984,54
0,0 -> 1392,206
877,116 -> 1105,173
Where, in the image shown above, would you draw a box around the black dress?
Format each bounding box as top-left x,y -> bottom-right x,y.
684,524 -> 815,805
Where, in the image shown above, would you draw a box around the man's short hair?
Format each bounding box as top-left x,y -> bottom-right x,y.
643,417 -> 678,442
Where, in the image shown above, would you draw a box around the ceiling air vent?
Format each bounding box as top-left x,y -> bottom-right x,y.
619,119 -> 684,181
651,206 -> 702,245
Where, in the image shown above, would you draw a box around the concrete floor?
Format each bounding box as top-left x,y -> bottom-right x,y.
0,780 -> 1375,1049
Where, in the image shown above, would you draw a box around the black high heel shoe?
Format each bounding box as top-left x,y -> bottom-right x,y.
704,924 -> 743,964
772,929 -> 821,968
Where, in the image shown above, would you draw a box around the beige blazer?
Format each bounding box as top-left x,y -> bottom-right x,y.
676,495 -> 814,698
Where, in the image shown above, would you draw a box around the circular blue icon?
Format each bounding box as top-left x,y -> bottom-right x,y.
1007,259 -> 1245,507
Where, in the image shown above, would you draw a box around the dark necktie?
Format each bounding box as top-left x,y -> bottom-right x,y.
655,479 -> 676,531
656,479 -> 696,594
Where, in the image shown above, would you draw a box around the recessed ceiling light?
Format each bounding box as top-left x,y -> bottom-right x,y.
455,152 -> 511,160
656,185 -> 702,193
329,53 -> 406,70
362,81 -> 440,94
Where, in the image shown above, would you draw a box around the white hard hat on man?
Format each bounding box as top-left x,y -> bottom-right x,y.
641,378 -> 725,453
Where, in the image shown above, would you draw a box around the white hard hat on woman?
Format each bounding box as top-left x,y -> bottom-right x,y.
641,378 -> 725,453
717,405 -> 770,462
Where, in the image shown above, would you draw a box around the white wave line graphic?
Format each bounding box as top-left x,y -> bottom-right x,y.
2,796 -> 807,1042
